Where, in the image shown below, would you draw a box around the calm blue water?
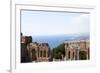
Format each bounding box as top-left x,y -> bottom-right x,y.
32,34 -> 89,49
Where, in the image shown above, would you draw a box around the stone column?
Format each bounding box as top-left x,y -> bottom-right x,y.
88,48 -> 90,60
66,49 -> 68,60
76,49 -> 79,60
36,49 -> 38,61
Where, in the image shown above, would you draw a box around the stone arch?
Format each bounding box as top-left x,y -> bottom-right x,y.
79,51 -> 87,60
72,52 -> 75,59
44,50 -> 46,57
68,51 -> 70,59
31,49 -> 36,61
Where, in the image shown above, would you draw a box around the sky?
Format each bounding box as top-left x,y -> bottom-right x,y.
21,10 -> 90,36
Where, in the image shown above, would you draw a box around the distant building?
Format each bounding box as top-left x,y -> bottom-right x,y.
65,39 -> 89,60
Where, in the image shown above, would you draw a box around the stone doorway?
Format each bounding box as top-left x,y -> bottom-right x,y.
32,49 -> 36,61
79,51 -> 87,60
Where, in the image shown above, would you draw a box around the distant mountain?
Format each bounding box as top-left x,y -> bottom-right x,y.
32,33 -> 89,49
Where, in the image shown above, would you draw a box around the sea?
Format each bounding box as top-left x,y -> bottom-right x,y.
32,33 -> 89,49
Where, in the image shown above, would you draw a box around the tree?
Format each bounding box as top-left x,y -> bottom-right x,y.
51,43 -> 65,60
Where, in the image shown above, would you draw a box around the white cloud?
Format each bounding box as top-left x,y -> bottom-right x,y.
64,14 -> 90,34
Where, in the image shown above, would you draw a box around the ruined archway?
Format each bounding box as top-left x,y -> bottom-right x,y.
79,51 -> 87,60
32,49 -> 36,61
